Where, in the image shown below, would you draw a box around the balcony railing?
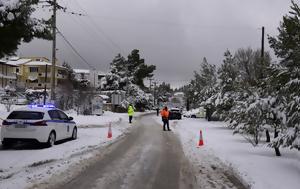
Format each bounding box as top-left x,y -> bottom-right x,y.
0,73 -> 17,79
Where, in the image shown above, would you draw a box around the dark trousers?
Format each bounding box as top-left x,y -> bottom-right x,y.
129,115 -> 133,123
162,119 -> 170,130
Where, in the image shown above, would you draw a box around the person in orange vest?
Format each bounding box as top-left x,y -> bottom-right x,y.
160,106 -> 171,131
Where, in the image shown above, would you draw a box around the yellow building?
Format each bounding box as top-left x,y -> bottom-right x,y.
6,57 -> 68,89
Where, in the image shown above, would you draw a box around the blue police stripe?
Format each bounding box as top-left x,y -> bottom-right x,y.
46,120 -> 75,124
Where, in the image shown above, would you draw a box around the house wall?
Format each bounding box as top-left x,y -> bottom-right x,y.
0,63 -> 17,88
21,65 -> 67,89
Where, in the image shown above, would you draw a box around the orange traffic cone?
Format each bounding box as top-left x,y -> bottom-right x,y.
198,130 -> 204,146
107,123 -> 112,138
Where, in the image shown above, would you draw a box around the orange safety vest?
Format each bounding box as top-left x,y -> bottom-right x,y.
160,109 -> 169,118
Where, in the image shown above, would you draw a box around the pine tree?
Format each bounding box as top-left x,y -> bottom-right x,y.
156,82 -> 173,104
268,0 -> 300,150
214,50 -> 238,119
0,0 -> 51,58
127,49 -> 156,88
104,54 -> 127,90
104,50 -> 156,110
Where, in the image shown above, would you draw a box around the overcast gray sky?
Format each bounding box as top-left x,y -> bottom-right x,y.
18,0 -> 291,88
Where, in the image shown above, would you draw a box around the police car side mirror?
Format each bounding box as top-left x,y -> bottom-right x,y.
68,117 -> 74,121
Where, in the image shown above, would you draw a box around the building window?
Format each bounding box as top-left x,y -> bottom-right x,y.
80,73 -> 85,79
29,79 -> 38,83
29,67 -> 38,72
16,68 -> 19,73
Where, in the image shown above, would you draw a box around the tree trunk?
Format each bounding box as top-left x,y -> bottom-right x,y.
274,129 -> 281,156
266,129 -> 270,142
255,126 -> 259,145
275,147 -> 281,156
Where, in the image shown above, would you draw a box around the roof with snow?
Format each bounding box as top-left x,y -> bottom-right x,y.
97,70 -> 107,75
25,61 -> 52,66
99,95 -> 110,99
174,92 -> 184,95
6,58 -> 32,66
73,69 -> 90,74
0,59 -> 18,67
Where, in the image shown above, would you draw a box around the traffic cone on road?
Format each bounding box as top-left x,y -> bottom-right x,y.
107,123 -> 112,138
198,130 -> 204,147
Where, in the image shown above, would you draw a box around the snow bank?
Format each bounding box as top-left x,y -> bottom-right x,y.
0,108 -> 137,189
172,118 -> 300,189
66,110 -> 128,127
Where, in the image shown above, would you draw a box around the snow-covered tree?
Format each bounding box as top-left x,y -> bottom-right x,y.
268,0 -> 300,151
103,50 -> 156,110
0,0 -> 51,58
156,82 -> 173,104
104,54 -> 128,90
127,49 -> 156,88
124,84 -> 153,110
214,50 -> 238,119
188,57 -> 217,106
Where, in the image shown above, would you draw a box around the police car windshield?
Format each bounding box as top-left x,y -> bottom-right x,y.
7,111 -> 44,120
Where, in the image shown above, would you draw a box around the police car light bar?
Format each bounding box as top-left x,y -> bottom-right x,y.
29,104 -> 56,108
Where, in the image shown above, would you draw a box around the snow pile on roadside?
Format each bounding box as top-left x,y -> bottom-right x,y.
172,118 -> 300,189
0,110 -> 135,189
182,108 -> 200,116
0,104 -> 27,120
66,110 -> 128,127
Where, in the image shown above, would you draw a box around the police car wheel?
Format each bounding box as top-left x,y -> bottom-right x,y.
46,132 -> 56,147
72,127 -> 77,140
2,139 -> 13,149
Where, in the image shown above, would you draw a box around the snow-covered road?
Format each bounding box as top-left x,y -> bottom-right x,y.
34,115 -> 247,189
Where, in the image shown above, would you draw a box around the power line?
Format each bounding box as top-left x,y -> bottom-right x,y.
73,0 -> 125,54
69,14 -> 118,53
56,28 -> 95,70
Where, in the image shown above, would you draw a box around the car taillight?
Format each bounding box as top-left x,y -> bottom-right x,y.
2,120 -> 12,126
30,121 -> 48,126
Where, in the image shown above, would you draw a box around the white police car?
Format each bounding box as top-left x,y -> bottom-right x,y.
1,104 -> 77,148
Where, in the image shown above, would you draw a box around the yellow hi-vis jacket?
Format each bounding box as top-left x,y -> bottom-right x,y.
128,106 -> 134,116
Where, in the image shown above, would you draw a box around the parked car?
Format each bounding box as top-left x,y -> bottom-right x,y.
0,104 -> 77,148
169,108 -> 182,120
183,107 -> 206,118
190,107 -> 206,118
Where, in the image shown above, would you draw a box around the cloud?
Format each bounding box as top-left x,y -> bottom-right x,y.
18,0 -> 291,87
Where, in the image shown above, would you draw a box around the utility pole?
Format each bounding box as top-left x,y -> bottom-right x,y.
148,78 -> 154,106
50,0 -> 57,101
43,64 -> 48,105
261,26 -> 265,79
153,81 -> 157,106
149,78 -> 153,91
93,69 -> 96,88
261,26 -> 270,142
261,26 -> 265,59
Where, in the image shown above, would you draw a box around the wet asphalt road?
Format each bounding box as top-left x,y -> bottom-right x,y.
52,115 -> 196,189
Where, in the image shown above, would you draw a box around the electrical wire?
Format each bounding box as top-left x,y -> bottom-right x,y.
73,0 -> 125,54
56,28 -> 96,70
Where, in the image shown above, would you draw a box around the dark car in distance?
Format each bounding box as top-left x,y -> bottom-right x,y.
169,108 -> 182,120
